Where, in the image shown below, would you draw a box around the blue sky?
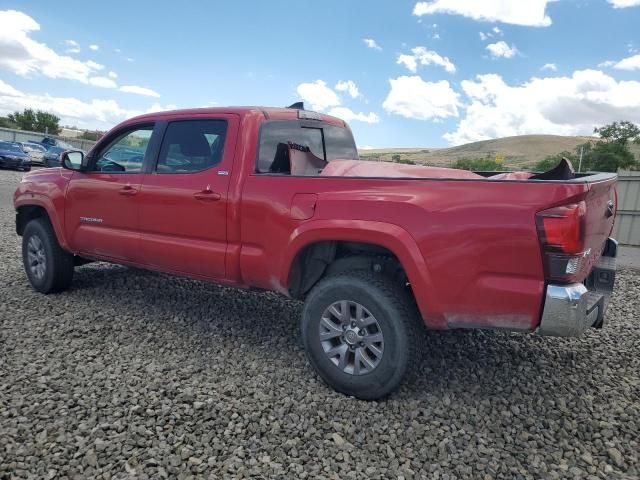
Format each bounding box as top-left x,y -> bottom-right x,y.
0,0 -> 639,147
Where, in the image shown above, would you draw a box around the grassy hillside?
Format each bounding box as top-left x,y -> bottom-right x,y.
359,134 -> 640,170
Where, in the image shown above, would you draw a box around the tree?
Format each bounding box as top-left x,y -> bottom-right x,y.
453,158 -> 504,171
577,121 -> 640,172
0,116 -> 18,129
7,109 -> 36,131
594,121 -> 640,146
34,111 -> 61,135
581,141 -> 636,172
7,109 -> 61,135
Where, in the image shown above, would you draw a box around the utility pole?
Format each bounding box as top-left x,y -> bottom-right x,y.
578,145 -> 584,172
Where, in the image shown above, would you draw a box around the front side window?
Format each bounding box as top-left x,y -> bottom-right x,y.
257,121 -> 358,174
92,126 -> 153,173
156,120 -> 227,173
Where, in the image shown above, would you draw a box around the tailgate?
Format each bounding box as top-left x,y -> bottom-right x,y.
583,175 -> 617,266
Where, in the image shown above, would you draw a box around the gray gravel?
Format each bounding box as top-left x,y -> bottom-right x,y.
1,169 -> 639,480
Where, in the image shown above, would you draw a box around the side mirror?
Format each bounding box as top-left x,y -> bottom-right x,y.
61,150 -> 84,171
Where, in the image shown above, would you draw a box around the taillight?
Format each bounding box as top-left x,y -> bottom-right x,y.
536,201 -> 588,282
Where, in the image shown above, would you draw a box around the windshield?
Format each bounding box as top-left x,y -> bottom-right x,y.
0,142 -> 23,153
23,143 -> 46,152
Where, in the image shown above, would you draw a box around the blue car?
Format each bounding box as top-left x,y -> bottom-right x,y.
0,141 -> 31,171
43,146 -> 67,168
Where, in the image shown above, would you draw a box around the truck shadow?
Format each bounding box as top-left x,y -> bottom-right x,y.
69,263 -> 612,403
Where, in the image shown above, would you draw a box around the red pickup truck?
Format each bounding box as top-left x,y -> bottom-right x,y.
14,105 -> 618,399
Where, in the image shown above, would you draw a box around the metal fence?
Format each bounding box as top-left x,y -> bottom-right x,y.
614,170 -> 640,246
0,126 -> 97,151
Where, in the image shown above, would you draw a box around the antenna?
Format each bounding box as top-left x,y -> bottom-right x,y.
287,102 -> 304,110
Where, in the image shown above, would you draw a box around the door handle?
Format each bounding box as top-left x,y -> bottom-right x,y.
119,185 -> 138,196
193,190 -> 221,202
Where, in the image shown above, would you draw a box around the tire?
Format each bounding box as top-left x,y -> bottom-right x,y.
22,218 -> 74,294
301,270 -> 421,400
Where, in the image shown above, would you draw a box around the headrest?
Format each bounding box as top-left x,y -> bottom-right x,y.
164,124 -> 211,157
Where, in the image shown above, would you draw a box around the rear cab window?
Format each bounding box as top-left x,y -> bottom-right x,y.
257,121 -> 358,175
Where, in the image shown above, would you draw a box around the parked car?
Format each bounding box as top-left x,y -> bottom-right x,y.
20,142 -> 47,165
42,146 -> 66,168
0,141 -> 31,171
13,105 -> 618,399
40,137 -> 74,149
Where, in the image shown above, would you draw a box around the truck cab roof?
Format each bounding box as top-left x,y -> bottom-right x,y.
123,106 -> 346,127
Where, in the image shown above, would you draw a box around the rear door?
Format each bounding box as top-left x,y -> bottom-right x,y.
137,115 -> 238,279
64,124 -> 157,262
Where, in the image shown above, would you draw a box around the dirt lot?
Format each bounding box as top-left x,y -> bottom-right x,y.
0,169 -> 638,479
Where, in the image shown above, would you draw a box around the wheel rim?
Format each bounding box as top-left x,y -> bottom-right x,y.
27,235 -> 46,280
319,300 -> 384,376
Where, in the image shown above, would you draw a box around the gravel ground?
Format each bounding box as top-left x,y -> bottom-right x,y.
1,169 -> 639,480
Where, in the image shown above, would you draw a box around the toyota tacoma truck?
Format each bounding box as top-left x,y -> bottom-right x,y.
13,105 -> 618,399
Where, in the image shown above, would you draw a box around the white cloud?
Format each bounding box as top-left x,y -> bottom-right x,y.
363,38 -> 382,51
89,44 -> 99,51
599,60 -> 616,68
0,79 -> 23,96
327,107 -> 379,124
335,80 -> 361,99
443,69 -> 640,145
125,57 -> 134,62
542,63 -> 557,71
613,53 -> 640,70
63,39 -> 80,53
0,79 -> 176,130
119,85 -> 160,97
0,10 -> 104,83
607,0 -> 640,7
479,32 -> 489,41
486,41 -> 518,59
413,0 -> 553,27
88,76 -> 117,89
492,26 -> 502,34
108,70 -> 118,79
383,75 -> 460,120
296,80 -> 341,111
397,46 -> 456,73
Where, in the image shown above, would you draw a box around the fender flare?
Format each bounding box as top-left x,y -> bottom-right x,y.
14,194 -> 70,251
280,219 -> 442,327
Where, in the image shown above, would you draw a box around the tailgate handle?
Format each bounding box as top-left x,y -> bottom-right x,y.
606,200 -> 614,218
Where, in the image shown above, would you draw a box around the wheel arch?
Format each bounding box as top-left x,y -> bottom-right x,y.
15,198 -> 69,250
281,220 -> 440,327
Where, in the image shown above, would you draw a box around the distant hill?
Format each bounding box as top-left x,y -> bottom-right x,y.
359,134 -> 640,169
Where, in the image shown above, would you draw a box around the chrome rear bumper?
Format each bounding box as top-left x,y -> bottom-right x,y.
537,238 -> 617,337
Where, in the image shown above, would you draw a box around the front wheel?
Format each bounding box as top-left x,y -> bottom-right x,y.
301,270 -> 421,400
22,218 -> 74,293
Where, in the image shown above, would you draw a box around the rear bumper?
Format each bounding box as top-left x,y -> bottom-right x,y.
537,238 -> 617,337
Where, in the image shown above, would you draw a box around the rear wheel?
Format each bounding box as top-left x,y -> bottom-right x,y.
22,218 -> 74,293
301,270 -> 420,400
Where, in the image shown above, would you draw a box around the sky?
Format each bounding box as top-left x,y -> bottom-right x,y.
0,0 -> 639,148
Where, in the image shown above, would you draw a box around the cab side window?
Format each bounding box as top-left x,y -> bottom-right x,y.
156,120 -> 228,173
92,126 -> 154,173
